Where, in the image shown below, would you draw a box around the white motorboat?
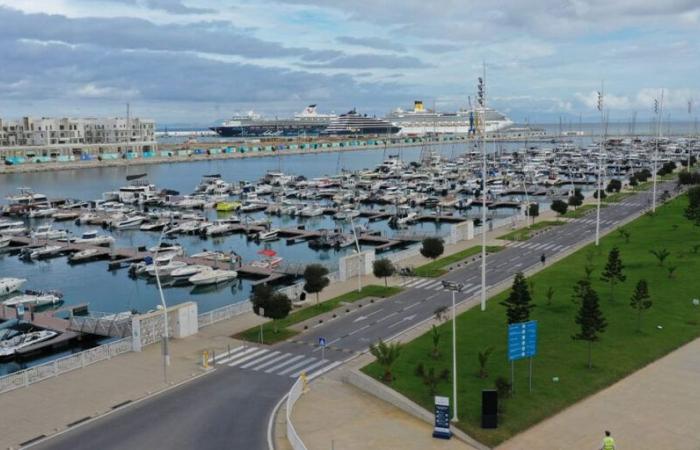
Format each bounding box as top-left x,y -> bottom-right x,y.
188,269 -> 238,285
69,248 -> 103,263
170,265 -> 212,279
299,205 -> 324,217
28,207 -> 57,219
148,243 -> 184,256
52,210 -> 81,221
145,260 -> 187,277
75,212 -> 101,225
3,293 -> 62,308
27,245 -> 65,260
0,330 -> 59,358
206,220 -> 237,236
73,230 -> 114,246
111,215 -> 146,229
140,220 -> 169,231
333,208 -> 360,220
0,278 -> 27,295
0,220 -> 24,231
165,220 -> 201,235
31,224 -> 68,240
0,236 -> 11,249
191,250 -> 233,262
257,228 -> 280,241
0,226 -> 27,236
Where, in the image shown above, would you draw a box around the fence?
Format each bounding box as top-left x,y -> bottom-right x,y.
197,300 -> 252,328
286,376 -> 308,450
0,337 -> 133,395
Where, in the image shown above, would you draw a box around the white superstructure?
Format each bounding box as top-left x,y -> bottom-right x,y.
386,101 -> 513,135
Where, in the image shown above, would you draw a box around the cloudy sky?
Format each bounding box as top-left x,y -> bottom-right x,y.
0,0 -> 698,126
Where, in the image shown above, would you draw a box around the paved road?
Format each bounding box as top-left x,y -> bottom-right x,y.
34,184 -> 673,450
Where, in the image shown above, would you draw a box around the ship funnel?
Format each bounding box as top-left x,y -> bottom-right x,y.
414,100 -> 424,112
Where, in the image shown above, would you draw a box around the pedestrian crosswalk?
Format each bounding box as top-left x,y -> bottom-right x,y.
210,346 -> 342,379
508,241 -> 568,252
398,277 -> 485,294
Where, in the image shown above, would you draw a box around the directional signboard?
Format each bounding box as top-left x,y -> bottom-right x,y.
432,396 -> 452,439
507,321 -> 537,361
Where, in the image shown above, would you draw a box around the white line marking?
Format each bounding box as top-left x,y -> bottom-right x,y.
210,345 -> 245,363
265,354 -> 305,373
290,359 -> 328,378
278,357 -> 316,376
348,324 -> 370,336
377,312 -> 398,323
241,351 -> 280,369
251,353 -> 293,371
308,360 -> 343,380
228,348 -> 269,367
217,346 -> 256,365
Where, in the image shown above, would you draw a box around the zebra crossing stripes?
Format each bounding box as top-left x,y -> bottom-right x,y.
265,354 -> 306,373
278,357 -> 316,376
228,348 -> 269,367
216,346 -> 343,379
240,350 -> 280,369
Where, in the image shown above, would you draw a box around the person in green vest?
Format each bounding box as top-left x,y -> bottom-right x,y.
600,430 -> 616,450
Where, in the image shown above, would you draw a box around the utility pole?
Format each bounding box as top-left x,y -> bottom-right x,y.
442,281 -> 464,422
652,90 -> 664,213
595,83 -> 604,246
478,66 -> 487,311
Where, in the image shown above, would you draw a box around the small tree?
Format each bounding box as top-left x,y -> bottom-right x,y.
593,189 -> 607,200
572,282 -> 607,368
685,186 -> 700,226
649,248 -> 670,266
251,284 -> 292,333
630,279 -> 652,331
600,247 -> 626,300
568,194 -> 583,209
606,179 -> 622,193
667,265 -> 677,279
303,263 -> 330,304
477,347 -> 494,378
430,325 -> 441,359
433,305 -> 448,322
420,237 -> 444,259
372,258 -> 396,286
550,199 -> 568,216
617,228 -> 630,244
528,203 -> 539,224
369,340 -> 402,382
583,250 -> 596,280
415,363 -> 450,396
545,286 -> 555,306
500,272 -> 535,324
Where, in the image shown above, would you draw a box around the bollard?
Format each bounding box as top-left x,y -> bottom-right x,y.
202,350 -> 209,369
301,371 -> 309,393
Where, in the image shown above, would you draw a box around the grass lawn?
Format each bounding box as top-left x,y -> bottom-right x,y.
562,203 -> 607,219
363,195 -> 700,446
497,220 -> 566,241
414,245 -> 504,278
234,285 -> 402,344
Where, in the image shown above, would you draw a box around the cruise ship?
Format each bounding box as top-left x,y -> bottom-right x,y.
210,105 -> 336,137
386,100 -> 513,135
321,109 -> 401,136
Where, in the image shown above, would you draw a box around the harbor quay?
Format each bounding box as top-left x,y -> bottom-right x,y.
0,129 -> 551,174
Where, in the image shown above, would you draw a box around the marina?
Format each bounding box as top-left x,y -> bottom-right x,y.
1,134 -> 698,375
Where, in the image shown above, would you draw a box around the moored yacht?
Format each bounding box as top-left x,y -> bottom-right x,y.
0,277 -> 27,295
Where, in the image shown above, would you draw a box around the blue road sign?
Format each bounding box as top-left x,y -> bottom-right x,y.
432,396 -> 452,439
507,320 -> 538,361
318,337 -> 326,347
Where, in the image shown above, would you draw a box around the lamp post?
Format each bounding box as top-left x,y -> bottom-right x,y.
442,280 -> 464,422
349,214 -> 362,293
153,229 -> 170,384
595,85 -> 604,246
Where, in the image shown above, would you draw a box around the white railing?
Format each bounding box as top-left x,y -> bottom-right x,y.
286,376 -> 308,450
0,337 -> 133,395
197,300 -> 252,328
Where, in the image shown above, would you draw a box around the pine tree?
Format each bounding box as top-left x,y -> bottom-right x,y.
500,272 -> 535,324
630,279 -> 652,331
572,282 -> 607,368
600,247 -> 626,300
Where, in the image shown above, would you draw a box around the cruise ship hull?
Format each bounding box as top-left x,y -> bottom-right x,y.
210,124 -> 328,138
395,121 -> 513,136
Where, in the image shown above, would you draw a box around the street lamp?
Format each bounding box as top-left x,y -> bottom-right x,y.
442,280 -> 464,422
153,229 -> 171,384
349,214 -> 362,293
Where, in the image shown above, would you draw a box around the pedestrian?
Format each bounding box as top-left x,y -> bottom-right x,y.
600,430 -> 616,450
540,253 -> 546,266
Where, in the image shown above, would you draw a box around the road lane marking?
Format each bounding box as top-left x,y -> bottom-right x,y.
290,359 -> 329,378
217,346 -> 257,365
278,357 -> 316,375
251,353 -> 293,371
265,354 -> 305,373
210,345 -> 246,363
228,348 -> 269,367
240,351 -> 280,369
376,312 -> 398,323
348,324 -> 371,336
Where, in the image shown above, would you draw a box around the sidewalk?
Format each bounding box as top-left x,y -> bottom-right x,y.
496,336 -> 700,450
291,372 -> 476,450
0,312 -> 263,449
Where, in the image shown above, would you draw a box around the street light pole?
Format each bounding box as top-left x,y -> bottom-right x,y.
153,229 -> 170,384
652,90 -> 664,213
349,215 -> 362,293
442,281 -> 463,423
595,85 -> 604,246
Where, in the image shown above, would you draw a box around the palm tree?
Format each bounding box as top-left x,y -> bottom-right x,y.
369,339 -> 402,382
415,363 -> 450,396
650,248 -> 670,266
